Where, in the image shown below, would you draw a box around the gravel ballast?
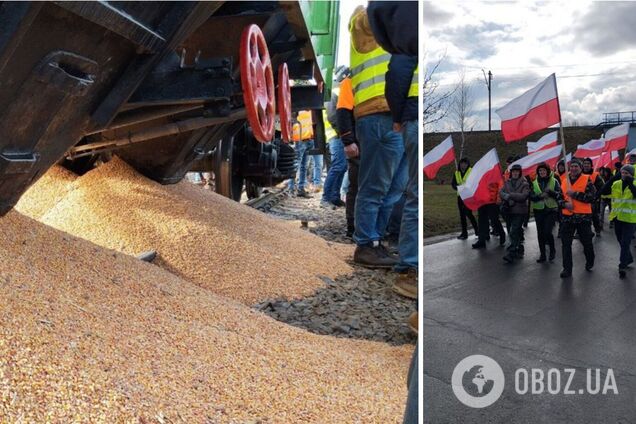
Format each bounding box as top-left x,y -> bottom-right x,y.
0,211 -> 412,422
17,159 -> 351,305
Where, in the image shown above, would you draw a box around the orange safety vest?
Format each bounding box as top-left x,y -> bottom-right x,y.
561,174 -> 592,215
588,171 -> 599,183
292,110 -> 314,141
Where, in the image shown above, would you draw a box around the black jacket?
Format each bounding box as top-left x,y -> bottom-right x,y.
600,174 -> 636,198
367,1 -> 418,56
386,54 -> 417,124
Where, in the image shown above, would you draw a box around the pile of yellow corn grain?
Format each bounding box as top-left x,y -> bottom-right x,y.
16,158 -> 352,305
0,211 -> 412,422
15,165 -> 77,220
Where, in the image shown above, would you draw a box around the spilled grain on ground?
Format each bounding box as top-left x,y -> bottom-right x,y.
15,165 -> 77,220
18,158 -> 351,305
0,211 -> 411,422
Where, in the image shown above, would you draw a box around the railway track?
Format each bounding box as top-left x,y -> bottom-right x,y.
245,188 -> 324,225
244,188 -> 287,211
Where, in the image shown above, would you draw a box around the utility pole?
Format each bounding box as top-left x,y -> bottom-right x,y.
482,69 -> 493,131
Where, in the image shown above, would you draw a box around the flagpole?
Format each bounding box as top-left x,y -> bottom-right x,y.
553,73 -> 571,192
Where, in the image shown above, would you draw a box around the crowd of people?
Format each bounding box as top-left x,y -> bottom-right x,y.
286,3 -> 419,422
287,5 -> 418,295
454,152 -> 636,279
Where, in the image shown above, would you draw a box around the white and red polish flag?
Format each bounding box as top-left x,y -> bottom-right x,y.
527,131 -> 558,154
423,135 -> 455,179
574,138 -> 607,158
495,74 -> 560,143
592,150 -> 619,169
508,144 -> 563,177
624,149 -> 636,164
458,148 -> 503,211
604,123 -> 630,151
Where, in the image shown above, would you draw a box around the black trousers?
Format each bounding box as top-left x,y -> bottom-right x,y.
457,196 -> 478,235
591,200 -> 602,232
477,204 -> 504,242
614,220 -> 636,268
346,158 -> 359,231
600,198 -> 612,223
561,218 -> 595,272
535,209 -> 557,256
508,214 -> 526,253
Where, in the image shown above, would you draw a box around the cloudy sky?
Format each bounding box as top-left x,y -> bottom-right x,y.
424,1 -> 636,132
336,0 -> 367,69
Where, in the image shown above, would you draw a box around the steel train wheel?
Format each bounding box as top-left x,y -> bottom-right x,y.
240,24 -> 275,143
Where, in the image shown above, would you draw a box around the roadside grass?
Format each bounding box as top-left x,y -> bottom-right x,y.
423,182 -> 460,238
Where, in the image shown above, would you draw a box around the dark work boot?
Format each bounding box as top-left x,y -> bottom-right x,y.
537,250 -> 547,263
296,189 -> 313,198
457,233 -> 468,240
503,251 -> 516,263
499,232 -> 506,246
560,269 -> 572,278
472,241 -> 486,249
353,244 -> 398,269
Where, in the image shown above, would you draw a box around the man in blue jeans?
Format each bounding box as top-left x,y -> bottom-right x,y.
309,153 -> 323,192
288,139 -> 314,197
349,6 -> 407,268
321,108 -> 347,207
386,52 -> 418,299
288,110 -> 315,198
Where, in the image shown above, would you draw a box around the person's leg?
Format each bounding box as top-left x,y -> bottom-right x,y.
504,214 -> 523,261
376,139 -> 408,240
353,114 -> 405,246
457,196 -> 469,236
402,342 -> 418,424
561,221 -> 575,274
322,138 -> 346,203
331,140 -> 348,199
545,210 -> 557,259
577,220 -> 595,268
614,219 -> 622,244
476,205 -> 489,244
510,215 -> 521,250
288,142 -> 300,191
297,142 -> 309,191
395,121 -> 418,272
346,159 -> 359,235
535,211 -> 547,259
490,205 -> 506,244
592,202 -> 601,233
341,170 -> 349,199
466,206 -> 479,233
387,193 -> 406,239
618,221 -> 636,268
311,152 -> 323,188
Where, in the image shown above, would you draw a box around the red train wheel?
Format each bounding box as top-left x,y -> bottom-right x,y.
240,24 -> 275,143
277,63 -> 292,143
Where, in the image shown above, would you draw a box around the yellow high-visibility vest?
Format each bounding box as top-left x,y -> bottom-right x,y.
323,110 -> 337,141
610,180 -> 636,223
455,168 -> 472,196
408,65 -> 418,98
350,33 -> 390,106
292,110 -> 313,141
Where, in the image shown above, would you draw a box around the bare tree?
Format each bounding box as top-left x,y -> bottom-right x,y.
423,54 -> 455,130
450,70 -> 475,158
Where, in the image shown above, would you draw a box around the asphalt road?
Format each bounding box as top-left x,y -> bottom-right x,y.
424,221 -> 636,423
